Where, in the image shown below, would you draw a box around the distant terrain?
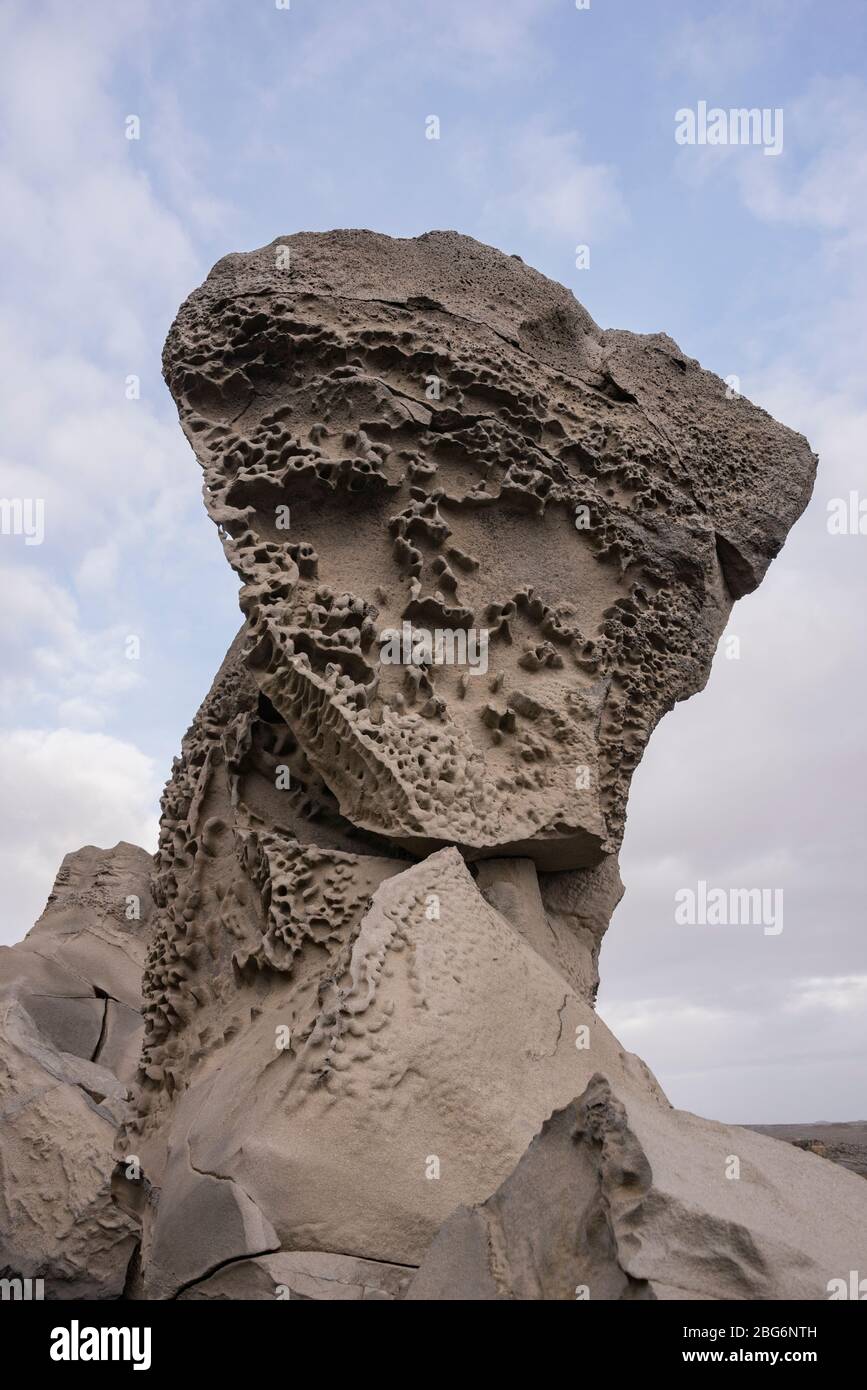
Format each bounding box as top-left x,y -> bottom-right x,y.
749,1123 -> 867,1179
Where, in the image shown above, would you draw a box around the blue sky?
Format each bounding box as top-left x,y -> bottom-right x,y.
2,0 -> 865,1122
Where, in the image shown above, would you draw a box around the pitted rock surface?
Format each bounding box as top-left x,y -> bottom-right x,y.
112,231 -> 827,1299
162,230 -> 816,867
7,231 -> 854,1303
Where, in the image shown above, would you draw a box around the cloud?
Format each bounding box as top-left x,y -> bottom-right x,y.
737,76 -> 867,248
0,566 -> 142,727
436,0 -> 554,74
786,976 -> 867,1015
0,324 -> 196,538
0,1 -> 229,739
659,0 -> 803,84
483,125 -> 627,244
279,0 -> 555,87
0,3 -> 201,360
600,976 -> 867,1123
660,9 -> 757,82
0,727 -> 159,945
594,60 -> 867,1123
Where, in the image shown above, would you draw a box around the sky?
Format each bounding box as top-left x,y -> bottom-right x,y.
0,0 -> 864,1124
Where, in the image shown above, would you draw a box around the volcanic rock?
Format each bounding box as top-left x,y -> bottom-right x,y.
112,230 -> 832,1299
408,1074 -> 867,1301
0,842 -> 152,1299
6,230 -> 858,1304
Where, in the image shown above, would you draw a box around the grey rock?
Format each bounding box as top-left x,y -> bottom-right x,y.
7,232 -> 859,1304
408,1074 -> 867,1301
0,843 -> 153,1300
178,1250 -> 413,1301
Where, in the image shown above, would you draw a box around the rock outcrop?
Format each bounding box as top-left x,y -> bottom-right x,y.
0,843 -> 152,1299
408,1074 -> 867,1301
5,230 -> 863,1301
159,230 -> 815,872
748,1122 -> 867,1180
177,1251 -> 413,1301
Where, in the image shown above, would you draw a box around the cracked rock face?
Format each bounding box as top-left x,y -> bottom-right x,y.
7,230 -> 856,1302
105,230 -> 839,1301
0,843 -> 152,1300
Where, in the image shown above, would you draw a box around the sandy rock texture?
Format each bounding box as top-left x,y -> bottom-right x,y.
109,230 -> 847,1302
5,231 -> 860,1302
161,229 -> 816,869
0,843 -> 152,1299
408,1074 -> 867,1301
177,1251 -> 413,1301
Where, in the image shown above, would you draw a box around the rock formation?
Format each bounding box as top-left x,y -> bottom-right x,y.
158,230 -> 814,873
0,843 -> 151,1299
408,1074 -> 866,1301
748,1123 -> 867,1180
4,230 -> 866,1300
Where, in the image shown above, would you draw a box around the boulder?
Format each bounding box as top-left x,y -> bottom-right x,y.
0,843 -> 152,1299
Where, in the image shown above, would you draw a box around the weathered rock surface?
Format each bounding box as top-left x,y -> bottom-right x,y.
121,830 -> 664,1296
408,1074 -> 867,1301
109,230 -> 835,1301
178,1251 -> 413,1301
0,843 -> 152,1299
162,229 -> 816,869
6,230 -> 857,1302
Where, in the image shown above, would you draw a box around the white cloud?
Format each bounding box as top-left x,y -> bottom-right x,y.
75,541 -> 120,594
602,999 -> 729,1039
0,2 -> 225,739
600,975 -> 867,1123
0,327 -> 195,538
484,125 -> 627,243
598,64 -> 867,1124
737,76 -> 867,249
786,976 -> 867,1014
0,566 -> 142,727
660,7 -> 763,82
0,3 -> 198,266
438,0 -> 554,73
0,727 -> 159,945
280,0 -> 555,87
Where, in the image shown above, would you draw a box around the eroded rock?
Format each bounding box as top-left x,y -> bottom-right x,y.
178,1251 -> 413,1301
4,231 -> 843,1302
0,843 -> 153,1299
162,229 -> 816,868
408,1074 -> 867,1301
111,230 -> 825,1299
